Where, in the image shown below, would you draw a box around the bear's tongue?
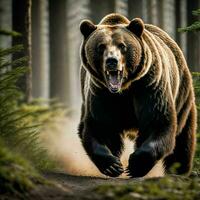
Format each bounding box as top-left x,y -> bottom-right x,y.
107,71 -> 122,92
109,74 -> 119,85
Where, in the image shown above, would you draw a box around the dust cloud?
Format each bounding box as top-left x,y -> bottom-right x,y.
41,114 -> 164,178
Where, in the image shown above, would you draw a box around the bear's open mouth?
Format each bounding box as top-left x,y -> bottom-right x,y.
105,70 -> 123,93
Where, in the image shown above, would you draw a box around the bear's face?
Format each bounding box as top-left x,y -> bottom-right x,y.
80,18 -> 144,93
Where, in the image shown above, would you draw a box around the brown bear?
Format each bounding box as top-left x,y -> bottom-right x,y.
78,13 -> 197,178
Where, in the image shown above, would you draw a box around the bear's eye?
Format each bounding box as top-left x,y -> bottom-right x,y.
118,43 -> 127,51
97,43 -> 106,53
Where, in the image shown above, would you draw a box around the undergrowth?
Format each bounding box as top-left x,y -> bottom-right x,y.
0,139 -> 45,197
193,72 -> 200,173
0,45 -> 64,171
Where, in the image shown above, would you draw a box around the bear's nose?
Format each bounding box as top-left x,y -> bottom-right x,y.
106,57 -> 118,70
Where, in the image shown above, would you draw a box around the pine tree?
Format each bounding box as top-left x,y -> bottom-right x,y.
178,8 -> 200,171
178,9 -> 200,32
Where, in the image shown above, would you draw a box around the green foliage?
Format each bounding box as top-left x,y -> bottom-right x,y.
17,99 -> 66,170
0,139 -> 45,197
193,72 -> 200,172
192,9 -> 200,16
0,29 -> 22,37
179,22 -> 200,32
0,46 -> 63,172
178,9 -> 200,32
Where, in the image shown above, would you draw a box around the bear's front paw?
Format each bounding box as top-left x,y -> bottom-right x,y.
126,149 -> 156,178
94,154 -> 124,177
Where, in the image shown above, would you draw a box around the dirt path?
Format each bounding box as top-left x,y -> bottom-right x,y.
2,171 -> 197,200
45,172 -> 117,192
29,172 -> 139,200
46,171 -> 138,190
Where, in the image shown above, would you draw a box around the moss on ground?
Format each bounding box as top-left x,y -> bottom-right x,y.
0,140 -> 46,198
94,176 -> 200,200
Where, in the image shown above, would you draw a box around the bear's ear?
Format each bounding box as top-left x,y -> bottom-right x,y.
127,18 -> 144,37
80,20 -> 97,38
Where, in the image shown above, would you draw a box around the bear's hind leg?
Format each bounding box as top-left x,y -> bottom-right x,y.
164,104 -> 196,175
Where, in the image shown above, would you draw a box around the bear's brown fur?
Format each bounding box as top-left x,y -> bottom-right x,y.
78,13 -> 197,178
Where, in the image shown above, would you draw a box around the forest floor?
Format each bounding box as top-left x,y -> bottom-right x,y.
1,116 -> 200,200
1,172 -> 130,200
31,172 -> 129,200
2,171 -> 199,200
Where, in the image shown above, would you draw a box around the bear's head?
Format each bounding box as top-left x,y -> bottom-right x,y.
80,13 -> 145,93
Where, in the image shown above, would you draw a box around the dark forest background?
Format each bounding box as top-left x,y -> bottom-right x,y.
0,0 -> 200,108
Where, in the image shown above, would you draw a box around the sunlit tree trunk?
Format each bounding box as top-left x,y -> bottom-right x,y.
12,0 -> 32,102
32,0 -> 49,99
163,0 -> 175,39
187,0 -> 200,72
67,0 -> 90,108
49,0 -> 70,106
156,0 -> 175,39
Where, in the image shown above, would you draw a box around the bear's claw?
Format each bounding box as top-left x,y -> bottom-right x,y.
104,164 -> 124,177
95,155 -> 124,177
103,165 -> 124,177
125,167 -> 134,178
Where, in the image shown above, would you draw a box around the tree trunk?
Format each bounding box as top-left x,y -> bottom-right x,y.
161,0 -> 176,39
115,0 -> 128,17
187,0 -> 200,72
157,0 -> 163,28
12,0 -> 32,103
32,0 -> 49,99
175,0 -> 187,57
128,0 -> 146,21
90,0 -> 115,23
146,0 -> 159,25
67,0 -> 90,108
0,0 -> 12,49
49,0 -> 70,106
156,0 -> 175,39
